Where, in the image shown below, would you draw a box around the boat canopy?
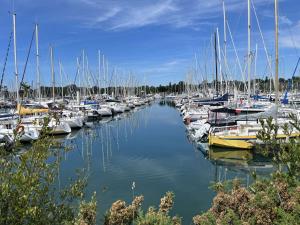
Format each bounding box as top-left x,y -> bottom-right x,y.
224,105 -> 277,122
193,93 -> 229,103
17,104 -> 49,115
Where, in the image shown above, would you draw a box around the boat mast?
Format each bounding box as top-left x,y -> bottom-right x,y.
12,13 -> 20,107
98,50 -> 101,95
102,55 -> 106,96
216,28 -> 222,95
275,0 -> 279,105
50,46 -> 55,103
82,50 -> 85,98
76,57 -> 80,104
254,44 -> 258,95
222,0 -> 228,93
106,61 -> 109,96
35,23 -> 41,103
59,61 -> 63,100
247,0 -> 251,101
214,31 -> 219,96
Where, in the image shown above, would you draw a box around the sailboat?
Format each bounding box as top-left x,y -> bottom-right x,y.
0,14 -> 41,143
60,114 -> 83,129
97,105 -> 113,116
208,0 -> 300,150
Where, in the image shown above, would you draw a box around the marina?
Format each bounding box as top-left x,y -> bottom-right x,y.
54,102 -> 274,224
1,94 -> 277,223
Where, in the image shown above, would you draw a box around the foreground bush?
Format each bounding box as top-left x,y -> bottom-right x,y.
104,192 -> 181,225
2,114 -> 300,225
0,124 -> 96,225
193,115 -> 300,225
193,177 -> 300,225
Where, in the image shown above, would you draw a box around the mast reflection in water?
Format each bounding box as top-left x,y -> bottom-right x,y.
56,103 -> 274,225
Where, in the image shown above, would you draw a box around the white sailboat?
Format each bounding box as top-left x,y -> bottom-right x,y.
60,116 -> 83,129
0,123 -> 39,142
0,14 -> 40,143
208,0 -> 300,150
97,104 -> 113,116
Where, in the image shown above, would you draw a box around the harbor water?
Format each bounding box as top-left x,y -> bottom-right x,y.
57,102 -> 273,224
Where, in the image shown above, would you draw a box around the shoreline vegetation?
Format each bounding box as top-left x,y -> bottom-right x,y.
1,114 -> 300,225
1,77 -> 297,101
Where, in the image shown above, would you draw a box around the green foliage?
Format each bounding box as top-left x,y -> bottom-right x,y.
135,209 -> 180,225
134,192 -> 181,225
104,192 -> 180,225
0,127 -> 96,225
275,204 -> 300,225
193,114 -> 300,225
193,211 -> 216,225
256,117 -> 279,156
135,192 -> 181,225
104,195 -> 144,225
256,115 -> 300,180
218,209 -> 242,225
74,192 -> 97,225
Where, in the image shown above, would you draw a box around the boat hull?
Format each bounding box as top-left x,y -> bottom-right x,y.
209,135 -> 254,150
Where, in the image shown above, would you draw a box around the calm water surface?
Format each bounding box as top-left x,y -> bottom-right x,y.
58,102 -> 273,224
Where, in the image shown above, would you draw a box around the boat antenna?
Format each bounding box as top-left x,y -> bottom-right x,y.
50,46 -> 55,103
35,23 -> 41,103
12,13 -> 20,108
275,0 -> 279,106
247,0 -> 251,101
214,31 -> 219,96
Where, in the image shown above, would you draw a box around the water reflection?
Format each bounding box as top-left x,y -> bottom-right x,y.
197,144 -> 274,186
56,103 -> 275,225
62,106 -> 151,173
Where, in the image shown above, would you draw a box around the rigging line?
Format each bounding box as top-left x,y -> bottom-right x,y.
220,48 -> 231,82
69,56 -> 82,96
251,0 -> 274,86
0,31 -> 13,92
20,27 -> 36,89
287,25 -> 299,57
226,20 -> 246,87
88,69 -> 98,86
61,62 -> 73,96
73,55 -> 82,85
88,70 -> 97,95
61,63 -> 70,84
216,33 -> 230,90
277,0 -> 299,58
291,57 -> 300,79
108,68 -> 115,88
230,1 -> 243,39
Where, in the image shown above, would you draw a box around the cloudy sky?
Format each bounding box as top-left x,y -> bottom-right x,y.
0,0 -> 299,88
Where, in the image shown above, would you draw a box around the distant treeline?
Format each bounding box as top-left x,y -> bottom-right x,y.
2,76 -> 298,99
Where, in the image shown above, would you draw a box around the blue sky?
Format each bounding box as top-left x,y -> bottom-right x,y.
0,0 -> 299,88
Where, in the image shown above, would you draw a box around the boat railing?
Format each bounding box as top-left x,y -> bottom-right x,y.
210,125 -> 239,135
211,124 -> 261,136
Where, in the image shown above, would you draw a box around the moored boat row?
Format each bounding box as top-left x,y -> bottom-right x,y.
170,93 -> 300,152
0,96 -> 155,150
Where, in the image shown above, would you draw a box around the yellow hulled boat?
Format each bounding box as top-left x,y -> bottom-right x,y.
208,123 -> 300,150
209,135 -> 254,150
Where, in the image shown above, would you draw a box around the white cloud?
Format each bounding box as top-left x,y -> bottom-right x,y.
279,15 -> 292,25
84,7 -> 121,27
280,20 -> 300,49
110,0 -> 178,30
140,58 -> 189,75
57,0 -> 276,31
6,0 -> 278,31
